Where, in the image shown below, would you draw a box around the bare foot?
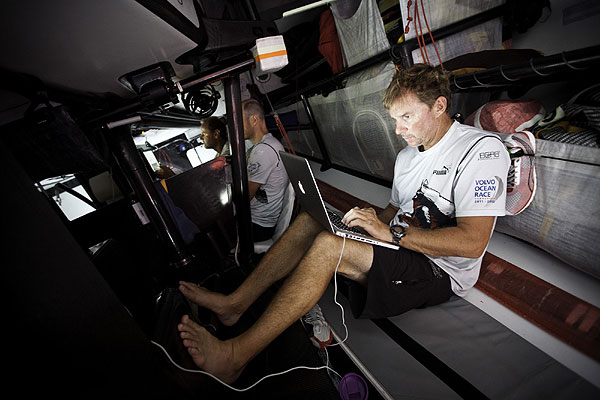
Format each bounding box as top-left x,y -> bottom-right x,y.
179,281 -> 243,326
178,315 -> 245,384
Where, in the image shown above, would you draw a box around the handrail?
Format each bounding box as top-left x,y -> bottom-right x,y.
451,45 -> 600,91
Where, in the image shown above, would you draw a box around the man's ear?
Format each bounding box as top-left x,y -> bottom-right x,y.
434,96 -> 447,116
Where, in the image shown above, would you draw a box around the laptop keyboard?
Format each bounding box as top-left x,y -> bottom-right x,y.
327,209 -> 365,234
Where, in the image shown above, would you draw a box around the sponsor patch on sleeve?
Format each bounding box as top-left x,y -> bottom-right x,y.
247,161 -> 261,176
478,150 -> 501,160
473,176 -> 504,205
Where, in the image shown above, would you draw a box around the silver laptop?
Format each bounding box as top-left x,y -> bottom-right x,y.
280,152 -> 399,250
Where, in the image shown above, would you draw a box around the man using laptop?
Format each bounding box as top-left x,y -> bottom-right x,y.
176,64 -> 510,383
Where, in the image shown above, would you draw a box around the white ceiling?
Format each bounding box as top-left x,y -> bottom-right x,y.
0,0 -> 199,98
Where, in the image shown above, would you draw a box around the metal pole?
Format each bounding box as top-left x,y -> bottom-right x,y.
180,58 -> 255,92
84,58 -> 255,129
106,125 -> 193,268
224,75 -> 254,263
300,94 -> 332,171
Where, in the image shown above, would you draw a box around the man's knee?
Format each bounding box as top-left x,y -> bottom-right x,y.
312,231 -> 344,254
312,232 -> 372,282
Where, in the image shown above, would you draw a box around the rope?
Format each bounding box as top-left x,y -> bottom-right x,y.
403,0 -> 444,70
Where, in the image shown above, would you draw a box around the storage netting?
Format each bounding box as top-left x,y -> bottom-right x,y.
308,61 -> 403,181
270,101 -> 324,160
399,0 -> 504,66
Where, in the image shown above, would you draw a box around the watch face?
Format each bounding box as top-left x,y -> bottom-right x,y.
393,225 -> 406,236
390,224 -> 405,244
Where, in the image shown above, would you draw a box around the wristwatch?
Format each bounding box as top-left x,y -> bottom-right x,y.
390,224 -> 407,245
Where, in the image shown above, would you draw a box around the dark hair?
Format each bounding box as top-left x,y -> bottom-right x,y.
201,116 -> 227,140
383,64 -> 451,112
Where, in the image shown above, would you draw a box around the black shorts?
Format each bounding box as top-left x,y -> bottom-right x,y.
252,223 -> 276,242
347,246 -> 454,319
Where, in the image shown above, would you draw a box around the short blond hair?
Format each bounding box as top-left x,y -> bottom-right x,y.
242,98 -> 265,121
383,64 -> 451,112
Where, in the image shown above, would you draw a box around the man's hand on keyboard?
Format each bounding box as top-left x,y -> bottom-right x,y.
342,207 -> 392,242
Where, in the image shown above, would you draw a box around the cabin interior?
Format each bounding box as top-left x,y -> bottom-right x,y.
1,1 -> 599,398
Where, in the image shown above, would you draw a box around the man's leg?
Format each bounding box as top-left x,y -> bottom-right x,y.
179,212 -> 323,326
178,232 -> 373,384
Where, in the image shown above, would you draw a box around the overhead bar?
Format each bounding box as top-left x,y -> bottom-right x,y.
451,45 -> 600,91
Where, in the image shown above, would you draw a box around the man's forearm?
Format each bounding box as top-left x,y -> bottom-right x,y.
400,216 -> 496,259
356,205 -> 492,258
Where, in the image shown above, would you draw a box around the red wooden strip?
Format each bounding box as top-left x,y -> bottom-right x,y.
477,252 -> 600,361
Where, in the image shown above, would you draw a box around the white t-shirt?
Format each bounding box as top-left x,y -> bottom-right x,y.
246,133 -> 289,227
390,121 -> 510,296
218,140 -> 231,157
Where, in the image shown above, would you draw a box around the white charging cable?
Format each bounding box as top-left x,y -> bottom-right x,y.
150,340 -> 341,392
329,236 -> 349,346
151,236 -> 350,392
